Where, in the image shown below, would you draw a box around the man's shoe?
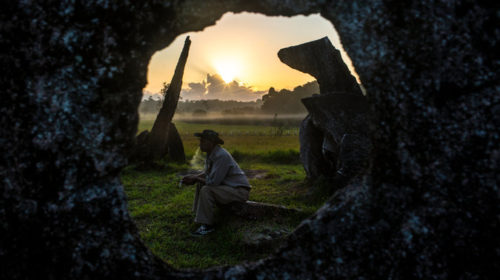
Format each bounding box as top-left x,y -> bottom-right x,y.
191,224 -> 214,236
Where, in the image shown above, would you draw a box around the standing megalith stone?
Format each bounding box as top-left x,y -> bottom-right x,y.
131,36 -> 190,163
302,93 -> 371,181
278,37 -> 362,96
299,115 -> 330,179
278,37 -> 371,185
166,122 -> 185,163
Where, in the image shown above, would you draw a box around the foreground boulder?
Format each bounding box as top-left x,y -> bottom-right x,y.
1,1 -> 498,279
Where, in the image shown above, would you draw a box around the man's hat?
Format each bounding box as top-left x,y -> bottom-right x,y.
194,129 -> 224,145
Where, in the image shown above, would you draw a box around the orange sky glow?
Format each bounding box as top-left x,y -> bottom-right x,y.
145,12 -> 359,101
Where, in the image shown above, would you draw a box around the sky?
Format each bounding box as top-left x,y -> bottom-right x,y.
144,12 -> 358,101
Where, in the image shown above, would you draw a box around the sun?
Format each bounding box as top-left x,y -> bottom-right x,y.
213,59 -> 242,83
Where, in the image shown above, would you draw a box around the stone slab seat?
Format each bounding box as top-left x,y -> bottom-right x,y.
218,200 -> 301,220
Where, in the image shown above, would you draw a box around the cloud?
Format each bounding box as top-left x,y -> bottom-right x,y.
206,74 -> 226,95
181,73 -> 266,101
181,81 -> 207,100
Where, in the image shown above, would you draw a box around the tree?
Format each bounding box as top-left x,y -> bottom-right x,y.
261,81 -> 319,114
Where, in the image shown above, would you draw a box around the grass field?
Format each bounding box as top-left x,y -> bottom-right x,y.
121,117 -> 328,269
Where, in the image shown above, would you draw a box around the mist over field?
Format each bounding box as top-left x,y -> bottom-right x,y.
140,80 -> 319,121
140,112 -> 306,123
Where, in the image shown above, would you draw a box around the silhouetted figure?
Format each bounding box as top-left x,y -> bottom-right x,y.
181,130 -> 251,236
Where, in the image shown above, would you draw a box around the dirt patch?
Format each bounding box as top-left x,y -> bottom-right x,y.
244,169 -> 269,179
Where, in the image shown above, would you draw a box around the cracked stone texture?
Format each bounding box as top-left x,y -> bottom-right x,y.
1,1 -> 499,279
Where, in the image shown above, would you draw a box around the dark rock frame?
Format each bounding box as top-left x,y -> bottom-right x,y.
1,1 -> 499,279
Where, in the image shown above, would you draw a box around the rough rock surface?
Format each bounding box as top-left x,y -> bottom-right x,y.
279,37 -> 370,181
278,37 -> 362,96
299,115 -> 330,178
242,227 -> 290,252
1,1 -> 499,279
166,122 -> 186,162
302,93 -> 372,179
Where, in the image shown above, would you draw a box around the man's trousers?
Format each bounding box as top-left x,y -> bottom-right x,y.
192,184 -> 250,225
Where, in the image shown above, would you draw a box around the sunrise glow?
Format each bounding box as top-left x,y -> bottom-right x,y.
145,12 -> 359,100
213,58 -> 242,83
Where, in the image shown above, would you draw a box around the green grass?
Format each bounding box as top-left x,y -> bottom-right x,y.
122,117 -> 329,269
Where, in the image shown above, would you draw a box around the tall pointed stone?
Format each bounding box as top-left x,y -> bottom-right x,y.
132,36 -> 190,163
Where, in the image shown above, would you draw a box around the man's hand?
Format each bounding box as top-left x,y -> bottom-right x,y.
181,173 -> 206,185
181,175 -> 197,185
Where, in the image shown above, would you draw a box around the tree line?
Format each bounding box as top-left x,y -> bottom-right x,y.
139,81 -> 319,115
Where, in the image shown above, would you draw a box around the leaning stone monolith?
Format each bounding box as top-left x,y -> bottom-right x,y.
132,36 -> 190,163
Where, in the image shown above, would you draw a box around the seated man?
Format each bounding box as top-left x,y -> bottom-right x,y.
182,129 -> 251,236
